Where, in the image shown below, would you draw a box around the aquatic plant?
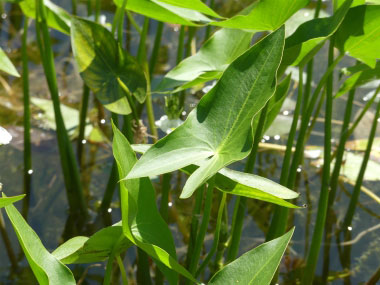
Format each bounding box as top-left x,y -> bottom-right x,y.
0,0 -> 380,284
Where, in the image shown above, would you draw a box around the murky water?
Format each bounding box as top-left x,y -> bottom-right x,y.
0,1 -> 379,284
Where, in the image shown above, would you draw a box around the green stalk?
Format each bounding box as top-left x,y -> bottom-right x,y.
204,0 -> 215,41
117,255 -> 128,285
71,0 -> 77,15
196,192 -> 226,277
342,90 -> 380,233
187,177 -> 215,279
227,103 -> 269,262
185,185 -> 205,269
137,17 -> 149,65
322,88 -> 356,282
95,0 -> 101,23
22,17 -> 31,208
77,85 -> 90,166
126,11 -> 142,35
305,88 -> 326,141
367,266 -> 380,285
35,0 -> 87,220
303,39 -> 335,285
266,66 -> 305,241
177,26 -> 185,63
149,21 -> 164,78
136,248 -> 152,285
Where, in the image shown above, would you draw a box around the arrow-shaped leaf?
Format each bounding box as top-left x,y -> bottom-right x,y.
0,194 -> 25,208
71,17 -> 146,115
208,228 -> 294,285
0,47 -> 20,77
126,26 -> 285,199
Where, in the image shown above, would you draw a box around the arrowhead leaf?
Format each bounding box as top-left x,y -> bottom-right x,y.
71,17 -> 146,115
0,47 -> 20,77
126,27 -> 285,199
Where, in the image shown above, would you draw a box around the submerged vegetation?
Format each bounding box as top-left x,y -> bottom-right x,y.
0,0 -> 380,284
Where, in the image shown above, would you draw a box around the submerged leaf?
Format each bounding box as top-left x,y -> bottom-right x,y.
0,47 -> 20,77
209,228 -> 295,284
3,195 -> 76,285
52,224 -> 132,264
127,27 -> 285,199
336,4 -> 380,68
71,17 -> 146,114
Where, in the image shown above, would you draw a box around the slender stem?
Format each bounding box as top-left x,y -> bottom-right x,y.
160,173 -> 171,221
149,21 -> 164,78
204,0 -> 215,41
137,17 -> 149,65
227,103 -> 269,262
196,192 -> 226,277
177,26 -> 185,63
126,11 -> 142,35
145,74 -> 158,142
266,66 -> 304,241
22,17 -> 31,219
367,266 -> 380,285
95,0 -> 101,23
188,177 -> 215,278
185,185 -> 205,269
342,92 -> 380,233
71,0 -> 77,15
303,38 -> 335,285
77,85 -> 90,166
305,88 -> 326,141
136,248 -> 152,285
0,210 -> 18,269
35,0 -> 87,220
117,256 -> 128,285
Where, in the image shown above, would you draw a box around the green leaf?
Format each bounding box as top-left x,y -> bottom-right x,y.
19,0 -> 71,35
155,0 -> 222,18
3,194 -> 76,285
112,124 -> 200,284
156,28 -> 253,92
52,224 -> 132,264
0,194 -> 25,208
211,0 -> 309,30
71,17 -> 146,115
209,228 -> 294,284
335,4 -> 380,68
131,144 -> 299,208
0,47 -> 20,77
127,27 -> 285,199
114,0 -> 210,26
281,0 -> 352,67
336,62 -> 380,98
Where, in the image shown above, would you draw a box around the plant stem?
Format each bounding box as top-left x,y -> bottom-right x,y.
266,66 -> 304,241
227,103 -> 269,262
117,255 -> 128,285
77,85 -> 90,166
342,90 -> 380,233
196,192 -> 226,277
149,21 -> 164,78
71,0 -> 77,15
136,248 -> 152,285
185,185 -> 205,269
95,0 -> 101,23
35,0 -> 88,221
303,38 -> 335,285
204,0 -> 215,41
188,177 -> 215,278
22,16 -> 31,218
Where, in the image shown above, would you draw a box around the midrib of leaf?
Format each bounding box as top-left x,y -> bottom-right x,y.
216,39 -> 280,154
248,234 -> 291,284
347,25 -> 380,53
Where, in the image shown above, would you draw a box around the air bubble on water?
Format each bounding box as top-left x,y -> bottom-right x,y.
107,208 -> 112,213
261,139 -> 266,143
283,110 -> 289,116
302,204 -> 308,208
182,111 -> 187,116
100,119 -> 106,124
304,12 -> 310,17
1,13 -> 7,19
297,167 -> 302,173
274,135 -> 280,140
348,226 -> 352,231
81,139 -> 87,144
168,202 -> 173,207
28,169 -> 33,175
263,135 -> 270,141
